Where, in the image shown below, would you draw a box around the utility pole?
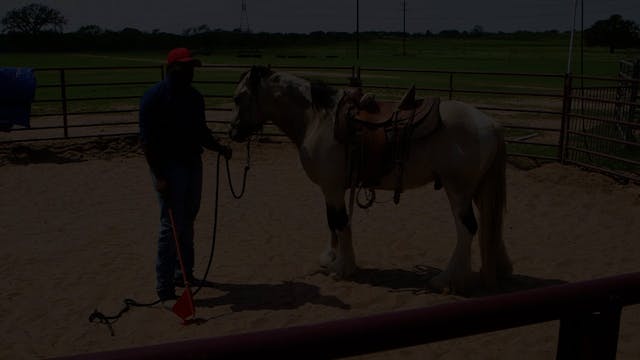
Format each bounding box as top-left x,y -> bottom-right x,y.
356,0 -> 360,60
240,0 -> 250,33
580,0 -> 584,82
566,0 -> 578,74
403,0 -> 407,56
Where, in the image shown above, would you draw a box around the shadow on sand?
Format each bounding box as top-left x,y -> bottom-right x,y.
191,267 -> 566,324
349,265 -> 568,297
195,280 -> 351,312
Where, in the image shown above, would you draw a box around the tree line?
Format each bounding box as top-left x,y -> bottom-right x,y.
1,3 -> 639,53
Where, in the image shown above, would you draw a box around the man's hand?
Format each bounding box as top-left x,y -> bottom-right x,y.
220,145 -> 232,160
155,177 -> 170,200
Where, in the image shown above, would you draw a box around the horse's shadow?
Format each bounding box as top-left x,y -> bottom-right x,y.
193,267 -> 566,317
195,280 -> 351,312
349,265 -> 567,297
491,273 -> 568,295
348,265 -> 441,294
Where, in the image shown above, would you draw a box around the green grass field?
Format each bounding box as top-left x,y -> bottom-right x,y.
3,36 -> 637,71
2,36 -> 633,114
2,36 -> 633,127
2,36 -> 637,176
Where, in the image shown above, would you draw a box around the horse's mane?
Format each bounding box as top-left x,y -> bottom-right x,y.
309,80 -> 338,109
239,66 -> 338,110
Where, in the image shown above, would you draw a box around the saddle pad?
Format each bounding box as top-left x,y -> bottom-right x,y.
409,97 -> 441,139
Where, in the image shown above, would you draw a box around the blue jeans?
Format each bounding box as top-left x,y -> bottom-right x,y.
152,157 -> 203,294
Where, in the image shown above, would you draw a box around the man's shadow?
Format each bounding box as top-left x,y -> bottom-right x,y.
348,265 -> 568,297
195,280 -> 351,312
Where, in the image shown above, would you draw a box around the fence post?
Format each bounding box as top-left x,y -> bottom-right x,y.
558,73 -> 573,164
160,64 -> 165,80
349,66 -> 362,87
628,60 -> 639,130
556,302 -> 622,360
59,69 -> 69,138
448,73 -> 454,100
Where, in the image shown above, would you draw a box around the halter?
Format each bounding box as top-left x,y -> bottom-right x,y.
229,71 -> 264,142
225,67 -> 267,198
248,89 -> 265,134
246,66 -> 271,135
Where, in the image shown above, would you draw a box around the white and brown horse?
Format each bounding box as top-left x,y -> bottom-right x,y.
229,66 -> 511,294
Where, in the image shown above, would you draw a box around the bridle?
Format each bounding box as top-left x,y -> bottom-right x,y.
226,67 -> 268,197
247,68 -> 268,136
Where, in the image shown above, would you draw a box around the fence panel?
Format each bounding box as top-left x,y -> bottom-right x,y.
566,72 -> 640,182
2,64 -> 639,182
358,67 -> 565,162
0,65 -> 164,142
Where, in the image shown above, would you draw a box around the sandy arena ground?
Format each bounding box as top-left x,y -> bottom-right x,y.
0,137 -> 638,359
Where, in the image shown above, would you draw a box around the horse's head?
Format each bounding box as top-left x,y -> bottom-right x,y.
230,66 -> 317,143
229,65 -> 274,142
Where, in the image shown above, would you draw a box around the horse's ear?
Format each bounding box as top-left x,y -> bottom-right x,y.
249,65 -> 273,92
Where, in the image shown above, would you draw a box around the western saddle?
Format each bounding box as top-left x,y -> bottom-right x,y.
335,85 -> 442,204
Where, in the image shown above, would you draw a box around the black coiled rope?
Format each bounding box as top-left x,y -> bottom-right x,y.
90,144 -> 251,335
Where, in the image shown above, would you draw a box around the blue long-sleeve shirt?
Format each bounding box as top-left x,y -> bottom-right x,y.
139,78 -> 220,171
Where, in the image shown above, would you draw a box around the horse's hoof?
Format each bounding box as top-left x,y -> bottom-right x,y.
429,271 -> 451,293
328,259 -> 357,280
319,249 -> 336,268
430,271 -> 473,295
498,262 -> 514,278
339,266 -> 357,279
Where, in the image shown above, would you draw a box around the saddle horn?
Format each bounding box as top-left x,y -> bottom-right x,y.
398,84 -> 416,110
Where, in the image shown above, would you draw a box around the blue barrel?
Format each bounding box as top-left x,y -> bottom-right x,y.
0,67 -> 37,131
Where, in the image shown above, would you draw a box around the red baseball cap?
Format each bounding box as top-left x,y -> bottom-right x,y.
167,48 -> 202,66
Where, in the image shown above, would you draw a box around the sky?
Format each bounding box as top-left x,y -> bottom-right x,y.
0,0 -> 639,35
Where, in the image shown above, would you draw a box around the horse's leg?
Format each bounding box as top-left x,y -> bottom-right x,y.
319,203 -> 338,267
430,190 -> 476,295
474,134 -> 511,288
322,193 -> 356,278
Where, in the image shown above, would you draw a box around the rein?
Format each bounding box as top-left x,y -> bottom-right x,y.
226,139 -> 251,199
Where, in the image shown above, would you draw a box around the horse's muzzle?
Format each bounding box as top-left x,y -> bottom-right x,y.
228,127 -> 246,143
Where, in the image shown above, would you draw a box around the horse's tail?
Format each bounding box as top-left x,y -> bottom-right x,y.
476,126 -> 509,288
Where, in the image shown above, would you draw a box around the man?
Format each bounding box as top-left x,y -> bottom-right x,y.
139,47 -> 231,301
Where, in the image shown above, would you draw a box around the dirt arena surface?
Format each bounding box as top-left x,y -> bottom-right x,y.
0,138 -> 638,359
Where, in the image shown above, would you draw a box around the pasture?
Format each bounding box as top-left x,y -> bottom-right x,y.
4,36 -> 638,177
3,36 -> 634,115
1,36 -> 635,74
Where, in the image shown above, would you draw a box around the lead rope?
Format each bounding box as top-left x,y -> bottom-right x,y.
88,298 -> 161,336
194,139 -> 251,295
90,142 -> 252,333
226,139 -> 251,199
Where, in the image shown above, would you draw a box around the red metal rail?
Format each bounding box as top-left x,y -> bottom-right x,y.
55,273 -> 640,360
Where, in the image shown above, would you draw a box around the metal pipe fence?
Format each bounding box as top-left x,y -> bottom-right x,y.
358,67 -> 566,164
1,64 -> 638,182
567,72 -> 640,182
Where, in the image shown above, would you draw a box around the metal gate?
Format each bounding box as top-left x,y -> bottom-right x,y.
564,60 -> 640,182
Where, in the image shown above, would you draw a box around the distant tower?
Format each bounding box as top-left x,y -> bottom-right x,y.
240,0 -> 251,32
